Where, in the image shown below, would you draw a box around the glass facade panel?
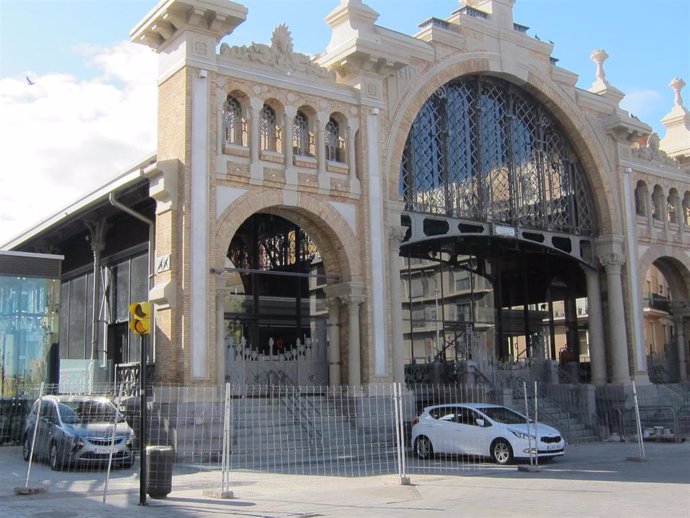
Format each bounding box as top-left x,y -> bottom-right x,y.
0,275 -> 60,396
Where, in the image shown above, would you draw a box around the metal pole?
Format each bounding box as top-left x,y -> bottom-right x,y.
139,334 -> 147,506
222,382 -> 231,495
104,382 -> 125,503
434,288 -> 440,356
523,381 -> 533,466
24,382 -> 44,487
632,380 -> 646,459
534,381 -> 539,467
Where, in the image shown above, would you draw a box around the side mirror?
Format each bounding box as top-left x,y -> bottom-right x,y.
475,418 -> 485,427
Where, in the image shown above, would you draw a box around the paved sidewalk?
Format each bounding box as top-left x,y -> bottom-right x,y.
1,441 -> 689,517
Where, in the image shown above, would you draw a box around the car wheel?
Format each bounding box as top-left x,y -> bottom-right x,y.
22,435 -> 33,462
49,442 -> 64,471
414,435 -> 434,459
491,438 -> 513,465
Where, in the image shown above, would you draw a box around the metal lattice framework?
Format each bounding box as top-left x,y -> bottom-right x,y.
227,215 -> 318,274
400,76 -> 595,236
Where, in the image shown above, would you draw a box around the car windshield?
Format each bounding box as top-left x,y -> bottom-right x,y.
58,400 -> 122,424
479,406 -> 529,424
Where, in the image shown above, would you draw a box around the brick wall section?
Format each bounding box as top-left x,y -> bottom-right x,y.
154,68 -> 190,383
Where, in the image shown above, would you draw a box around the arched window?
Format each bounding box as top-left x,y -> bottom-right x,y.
260,105 -> 280,152
325,117 -> 345,162
668,189 -> 680,224
293,110 -> 313,157
652,185 -> 664,221
223,95 -> 245,146
400,76 -> 595,235
635,181 -> 648,217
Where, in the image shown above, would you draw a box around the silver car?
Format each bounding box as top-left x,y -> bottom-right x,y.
22,395 -> 135,471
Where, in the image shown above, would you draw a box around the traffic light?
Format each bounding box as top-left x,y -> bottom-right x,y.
129,301 -> 151,335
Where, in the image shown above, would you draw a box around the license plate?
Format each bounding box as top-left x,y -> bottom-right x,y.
95,447 -> 116,454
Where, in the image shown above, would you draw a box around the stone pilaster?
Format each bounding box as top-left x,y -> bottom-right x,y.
582,264 -> 607,385
600,253 -> 630,383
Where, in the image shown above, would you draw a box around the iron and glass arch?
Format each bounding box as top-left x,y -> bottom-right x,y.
400,76 -> 596,236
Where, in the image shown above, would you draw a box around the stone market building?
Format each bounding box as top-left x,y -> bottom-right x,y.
3,0 -> 690,398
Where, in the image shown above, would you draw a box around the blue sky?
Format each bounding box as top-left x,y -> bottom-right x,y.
1,0 -> 689,244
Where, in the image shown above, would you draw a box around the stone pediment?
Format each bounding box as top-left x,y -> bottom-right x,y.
220,24 -> 336,81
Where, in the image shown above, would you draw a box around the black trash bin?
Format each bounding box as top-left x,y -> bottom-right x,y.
0,397 -> 32,444
146,445 -> 174,499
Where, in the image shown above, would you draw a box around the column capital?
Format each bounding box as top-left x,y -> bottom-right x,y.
248,96 -> 264,110
343,294 -> 366,306
388,225 -> 408,245
325,296 -> 342,309
84,219 -> 108,254
599,253 -> 625,272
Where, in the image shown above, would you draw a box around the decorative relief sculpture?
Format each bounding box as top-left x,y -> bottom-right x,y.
220,24 -> 336,80
195,41 -> 208,56
631,132 -> 678,166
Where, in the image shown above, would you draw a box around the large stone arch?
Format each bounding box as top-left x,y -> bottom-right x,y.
639,246 -> 690,301
638,246 -> 690,382
384,52 -> 621,237
214,188 -> 361,282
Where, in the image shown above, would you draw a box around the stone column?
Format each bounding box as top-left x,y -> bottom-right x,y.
284,106 -> 296,185
284,106 -> 296,168
622,167 -> 647,379
346,295 -> 365,387
389,226 -> 407,383
600,253 -> 630,383
248,98 -> 262,161
249,97 -> 262,182
326,297 -> 342,386
347,121 -> 360,193
316,114 -> 328,190
582,264 -> 607,385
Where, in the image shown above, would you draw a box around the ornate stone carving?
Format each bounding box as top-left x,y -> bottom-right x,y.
598,253 -> 625,273
220,24 -> 336,80
388,225 -> 408,245
195,41 -> 208,56
630,132 -> 679,166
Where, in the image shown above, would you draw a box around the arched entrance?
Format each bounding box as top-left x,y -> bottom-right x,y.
643,258 -> 690,383
222,213 -> 330,386
399,75 -> 598,383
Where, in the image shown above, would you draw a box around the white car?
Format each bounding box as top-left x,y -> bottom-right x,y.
411,403 -> 565,465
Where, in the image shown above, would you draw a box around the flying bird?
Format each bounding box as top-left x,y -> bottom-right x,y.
26,76 -> 35,85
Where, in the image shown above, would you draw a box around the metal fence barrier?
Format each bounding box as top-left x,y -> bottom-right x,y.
1,380 -> 688,500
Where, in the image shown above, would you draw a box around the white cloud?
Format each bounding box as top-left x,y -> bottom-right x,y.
620,89 -> 666,129
0,41 -> 157,245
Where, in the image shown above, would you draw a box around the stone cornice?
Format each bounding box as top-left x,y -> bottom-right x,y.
130,0 -> 247,52
317,1 -> 434,80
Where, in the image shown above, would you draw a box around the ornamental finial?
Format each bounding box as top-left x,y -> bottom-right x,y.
669,77 -> 686,108
590,49 -> 609,83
